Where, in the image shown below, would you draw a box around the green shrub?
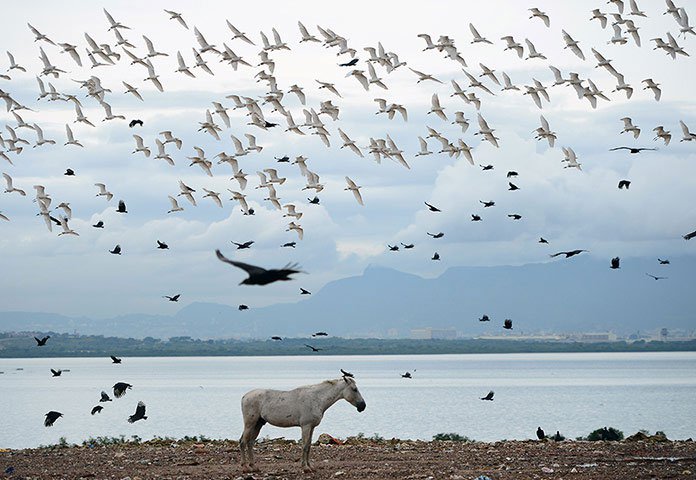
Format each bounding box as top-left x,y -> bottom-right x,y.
586,427 -> 624,441
433,433 -> 472,442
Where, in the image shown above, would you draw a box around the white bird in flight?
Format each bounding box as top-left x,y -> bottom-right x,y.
344,176 -> 364,206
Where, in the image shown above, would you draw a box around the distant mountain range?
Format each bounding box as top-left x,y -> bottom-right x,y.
1,256 -> 693,339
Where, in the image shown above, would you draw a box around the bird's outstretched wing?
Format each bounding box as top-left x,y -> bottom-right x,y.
215,250 -> 266,276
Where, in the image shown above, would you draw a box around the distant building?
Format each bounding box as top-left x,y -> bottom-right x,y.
410,328 -> 457,340
577,332 -> 618,342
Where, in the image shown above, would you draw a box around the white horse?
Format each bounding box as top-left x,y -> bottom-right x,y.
239,376 -> 366,472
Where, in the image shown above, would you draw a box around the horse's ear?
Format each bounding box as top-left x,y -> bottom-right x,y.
342,376 -> 348,383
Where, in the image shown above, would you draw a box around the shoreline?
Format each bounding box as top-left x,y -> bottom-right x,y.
2,436 -> 694,479
2,334 -> 695,359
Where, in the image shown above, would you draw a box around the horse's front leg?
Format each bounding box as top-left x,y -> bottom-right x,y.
300,424 -> 316,473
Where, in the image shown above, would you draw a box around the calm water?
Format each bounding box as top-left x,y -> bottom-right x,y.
1,352 -> 695,449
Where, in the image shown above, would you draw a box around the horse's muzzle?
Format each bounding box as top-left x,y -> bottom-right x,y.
356,401 -> 366,412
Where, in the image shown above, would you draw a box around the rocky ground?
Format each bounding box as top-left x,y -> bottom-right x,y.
1,436 -> 695,480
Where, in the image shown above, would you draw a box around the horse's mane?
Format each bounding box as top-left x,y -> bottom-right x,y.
322,378 -> 355,386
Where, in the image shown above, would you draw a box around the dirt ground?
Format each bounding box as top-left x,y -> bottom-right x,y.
1,437 -> 695,480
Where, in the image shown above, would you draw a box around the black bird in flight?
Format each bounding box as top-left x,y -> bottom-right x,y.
683,229 -> 696,241
431,252 -> 440,261
480,200 -> 495,207
507,171 -> 518,178
401,243 -> 415,249
163,294 -> 180,302
471,214 -> 482,221
271,336 -> 282,341
479,314 -> 490,322
503,319 -> 513,330
233,240 -> 254,249
401,371 -> 412,379
109,244 -> 122,255
215,250 -> 303,285
646,273 -> 667,281
34,335 -> 50,346
128,119 -> 144,128
609,147 -> 657,154
424,202 -> 441,212
51,368 -> 62,377
658,258 -> 670,265
341,369 -> 354,378
128,401 -> 147,423
275,155 -> 290,162
387,244 -> 399,251
44,411 -> 63,427
64,168 -> 75,176
537,427 -> 546,440
113,382 -> 132,398
610,257 -> 620,269
116,200 -> 127,213
538,237 -> 549,244
100,391 -> 112,402
157,240 -> 169,249
91,405 -> 103,415
480,390 -> 494,401
508,182 -> 520,191
480,164 -> 494,170
305,344 -> 322,352
312,331 -> 328,337
339,58 -> 359,67
550,249 -> 587,259
281,242 -> 297,248
111,355 -> 122,363
93,220 -> 104,228
618,180 -> 631,190
427,232 -> 444,238
300,288 -> 311,295
308,196 -> 320,204
238,304 -> 249,311
508,214 -> 522,220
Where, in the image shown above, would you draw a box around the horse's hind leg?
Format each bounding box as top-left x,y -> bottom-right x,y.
300,424 -> 316,473
241,417 -> 266,471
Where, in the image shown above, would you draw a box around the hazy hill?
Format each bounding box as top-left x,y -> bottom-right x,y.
1,256 -> 693,339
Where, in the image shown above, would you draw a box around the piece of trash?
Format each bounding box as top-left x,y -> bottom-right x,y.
318,433 -> 344,445
541,466 -> 554,473
4,467 -> 15,475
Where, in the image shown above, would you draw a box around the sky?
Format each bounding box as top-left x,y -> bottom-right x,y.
0,0 -> 695,317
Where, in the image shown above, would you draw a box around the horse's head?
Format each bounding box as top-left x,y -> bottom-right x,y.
341,376 -> 366,412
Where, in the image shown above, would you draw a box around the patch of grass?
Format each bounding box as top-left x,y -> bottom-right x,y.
432,433 -> 473,442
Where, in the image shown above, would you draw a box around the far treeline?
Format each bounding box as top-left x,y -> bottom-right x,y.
1,333 -> 696,358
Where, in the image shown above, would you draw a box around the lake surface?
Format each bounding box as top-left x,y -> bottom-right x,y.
1,352 -> 695,449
